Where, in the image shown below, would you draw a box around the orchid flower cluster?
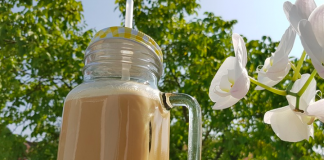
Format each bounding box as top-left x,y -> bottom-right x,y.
209,0 -> 324,142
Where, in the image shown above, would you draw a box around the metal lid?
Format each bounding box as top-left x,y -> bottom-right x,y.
89,26 -> 163,62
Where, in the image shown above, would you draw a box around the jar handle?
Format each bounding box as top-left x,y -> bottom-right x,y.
161,93 -> 202,160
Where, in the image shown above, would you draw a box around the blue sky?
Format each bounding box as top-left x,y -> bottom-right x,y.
82,0 -> 324,58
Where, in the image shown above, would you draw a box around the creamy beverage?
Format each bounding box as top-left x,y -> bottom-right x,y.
56,25 -> 202,160
57,88 -> 170,160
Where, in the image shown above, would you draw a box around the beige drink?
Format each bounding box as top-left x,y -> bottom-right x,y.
57,93 -> 170,160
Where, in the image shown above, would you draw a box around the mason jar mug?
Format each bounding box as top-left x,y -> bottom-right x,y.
57,27 -> 202,160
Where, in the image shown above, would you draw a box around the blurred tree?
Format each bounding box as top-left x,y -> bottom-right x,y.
0,124 -> 26,160
0,0 -> 93,159
1,0 -> 323,159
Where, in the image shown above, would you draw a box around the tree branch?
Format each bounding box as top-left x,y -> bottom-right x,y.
4,39 -> 16,44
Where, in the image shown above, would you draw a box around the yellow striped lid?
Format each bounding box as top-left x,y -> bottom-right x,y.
89,26 -> 163,62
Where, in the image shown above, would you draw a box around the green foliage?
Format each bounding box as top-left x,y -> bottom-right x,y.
1,0 -> 323,159
0,0 -> 93,159
0,124 -> 26,160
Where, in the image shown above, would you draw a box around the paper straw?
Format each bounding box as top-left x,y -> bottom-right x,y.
122,0 -> 134,81
125,0 -> 134,28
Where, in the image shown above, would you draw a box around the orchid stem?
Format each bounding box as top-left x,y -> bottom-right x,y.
292,69 -> 316,113
249,77 -> 287,96
292,51 -> 306,81
297,69 -> 317,97
287,91 -> 298,97
294,96 -> 304,113
289,61 -> 301,79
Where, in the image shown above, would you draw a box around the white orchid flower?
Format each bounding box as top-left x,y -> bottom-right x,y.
255,0 -> 316,90
264,74 -> 324,142
298,5 -> 324,78
284,0 -> 317,33
209,34 -> 250,110
256,27 -> 295,90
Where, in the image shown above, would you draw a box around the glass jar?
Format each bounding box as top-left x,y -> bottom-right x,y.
57,27 -> 202,160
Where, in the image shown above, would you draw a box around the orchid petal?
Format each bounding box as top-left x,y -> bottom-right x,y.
265,27 -> 294,81
230,69 -> 250,99
267,58 -> 291,81
307,99 -> 324,121
213,86 -> 231,97
284,1 -> 303,32
299,20 -> 324,63
219,74 -> 232,92
295,0 -> 317,19
264,106 -> 313,142
286,95 -> 296,109
268,56 -> 287,74
261,57 -> 271,73
255,72 -> 281,90
256,58 -> 272,90
264,106 -> 290,124
299,19 -> 324,79
232,33 -> 247,67
295,114 -> 315,125
209,57 -> 236,101
213,75 -> 232,97
256,57 -> 283,89
318,117 -> 324,123
228,69 -> 235,84
311,59 -> 324,79
212,95 -> 239,110
309,4 -> 324,48
273,26 -> 296,60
